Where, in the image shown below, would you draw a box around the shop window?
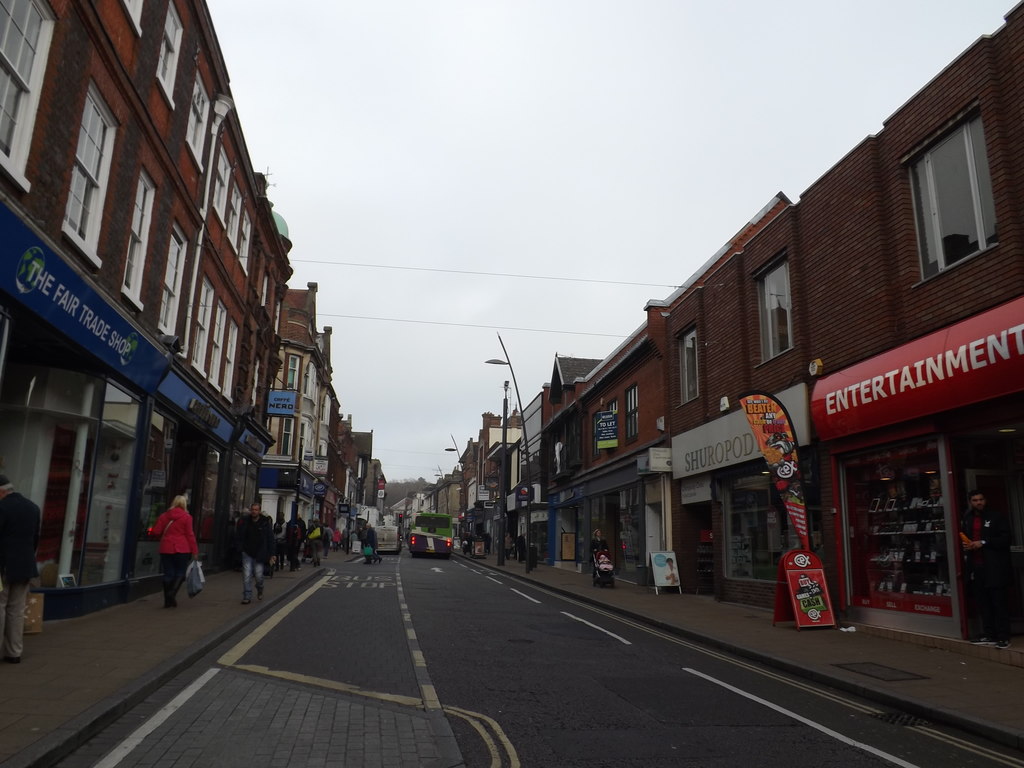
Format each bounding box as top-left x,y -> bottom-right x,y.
725,472 -> 808,580
912,116 -> 997,279
136,411 -> 177,578
843,439 -> 952,618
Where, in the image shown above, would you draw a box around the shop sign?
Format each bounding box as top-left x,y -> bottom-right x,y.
238,430 -> 268,456
267,390 -> 296,415
671,383 -> 809,479
312,457 -> 328,476
679,476 -> 711,504
774,550 -> 836,630
4,207 -> 170,391
811,296 -> 1024,441
157,372 -> 233,442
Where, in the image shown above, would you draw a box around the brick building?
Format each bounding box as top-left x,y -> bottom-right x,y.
0,0 -> 292,617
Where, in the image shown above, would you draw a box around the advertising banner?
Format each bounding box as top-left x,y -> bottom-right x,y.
739,392 -> 809,551
649,551 -> 682,595
267,390 -> 297,415
595,411 -> 618,449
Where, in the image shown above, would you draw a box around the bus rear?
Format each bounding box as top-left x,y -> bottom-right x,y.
408,513 -> 453,558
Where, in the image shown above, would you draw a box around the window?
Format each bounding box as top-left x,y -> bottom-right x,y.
303,361 -> 313,396
64,87 -> 117,263
225,185 -> 241,246
680,328 -> 698,403
123,171 -> 154,307
281,417 -> 293,455
159,226 -> 186,332
251,357 -> 260,407
191,278 -> 213,371
0,0 -> 53,189
261,274 -> 269,305
237,212 -> 251,271
758,261 -> 792,360
223,320 -> 238,395
912,116 -> 997,279
212,150 -> 229,220
120,0 -> 143,35
155,2 -> 182,103
185,76 -> 209,162
625,385 -> 638,440
209,301 -> 226,388
321,394 -> 330,425
286,354 -> 299,389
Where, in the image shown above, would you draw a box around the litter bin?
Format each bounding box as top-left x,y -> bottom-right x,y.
528,544 -> 538,569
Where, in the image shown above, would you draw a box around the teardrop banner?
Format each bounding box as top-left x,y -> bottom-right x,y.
738,392 -> 810,550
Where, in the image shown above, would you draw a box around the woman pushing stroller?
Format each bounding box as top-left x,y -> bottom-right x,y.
590,529 -> 615,588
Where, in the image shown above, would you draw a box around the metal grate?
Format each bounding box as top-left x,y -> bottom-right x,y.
832,662 -> 928,681
871,712 -> 931,727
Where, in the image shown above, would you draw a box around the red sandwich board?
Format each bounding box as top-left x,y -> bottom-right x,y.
773,549 -> 836,630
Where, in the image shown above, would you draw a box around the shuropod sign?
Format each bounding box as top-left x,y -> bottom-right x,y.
773,550 -> 836,630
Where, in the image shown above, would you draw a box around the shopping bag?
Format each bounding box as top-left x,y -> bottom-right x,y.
186,560 -> 205,598
23,592 -> 43,634
308,527 -> 322,540
362,545 -> 374,557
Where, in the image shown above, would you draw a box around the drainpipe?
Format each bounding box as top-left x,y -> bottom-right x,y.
181,94 -> 234,359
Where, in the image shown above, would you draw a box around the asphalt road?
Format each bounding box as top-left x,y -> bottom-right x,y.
54,553 -> 1024,767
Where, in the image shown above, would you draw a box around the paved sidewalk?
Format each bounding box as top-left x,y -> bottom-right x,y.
3,554 -> 1023,767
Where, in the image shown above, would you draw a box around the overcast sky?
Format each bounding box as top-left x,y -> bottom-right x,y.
210,0 -> 1012,482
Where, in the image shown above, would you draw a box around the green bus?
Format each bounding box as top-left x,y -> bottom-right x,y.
408,513 -> 453,558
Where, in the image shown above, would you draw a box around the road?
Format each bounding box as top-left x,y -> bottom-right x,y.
56,553 -> 1024,767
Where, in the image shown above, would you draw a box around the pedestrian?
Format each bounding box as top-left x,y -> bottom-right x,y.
516,533 -> 526,562
504,532 -> 514,559
482,530 -> 491,555
306,518 -> 323,566
961,490 -> 1012,648
321,524 -> 332,560
332,525 -> 342,552
286,516 -> 305,571
0,474 -> 40,663
238,502 -> 275,604
364,523 -> 381,563
150,494 -> 199,609
273,513 -> 287,572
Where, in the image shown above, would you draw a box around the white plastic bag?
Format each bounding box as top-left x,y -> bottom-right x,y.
186,560 -> 205,598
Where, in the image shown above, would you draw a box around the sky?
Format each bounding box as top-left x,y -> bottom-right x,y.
210,0 -> 1014,481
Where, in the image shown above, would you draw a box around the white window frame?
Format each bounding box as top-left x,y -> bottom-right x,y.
122,170 -> 155,309
260,274 -> 269,305
237,211 -> 252,271
225,185 -> 241,249
303,361 -> 313,396
209,301 -> 226,389
680,328 -> 698,403
191,278 -> 213,372
758,261 -> 792,361
0,0 -> 54,191
159,225 -> 186,333
281,417 -> 293,456
286,354 -> 299,390
212,150 -> 229,221
119,0 -> 143,36
912,116 -> 998,280
251,357 -> 260,407
625,384 -> 638,440
222,319 -> 238,395
155,2 -> 182,106
63,86 -> 117,266
185,76 -> 209,165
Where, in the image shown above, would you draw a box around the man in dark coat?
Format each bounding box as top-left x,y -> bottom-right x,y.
237,502 -> 275,604
0,475 -> 41,663
961,490 -> 1013,649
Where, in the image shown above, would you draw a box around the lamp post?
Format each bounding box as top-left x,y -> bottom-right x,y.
494,381 -> 509,566
485,333 -> 533,572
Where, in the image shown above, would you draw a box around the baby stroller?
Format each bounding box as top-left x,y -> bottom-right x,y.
592,549 -> 615,588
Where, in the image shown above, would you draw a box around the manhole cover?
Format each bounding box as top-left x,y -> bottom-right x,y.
833,662 -> 927,681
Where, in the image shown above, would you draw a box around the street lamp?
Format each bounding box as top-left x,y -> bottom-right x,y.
485,333 -> 533,572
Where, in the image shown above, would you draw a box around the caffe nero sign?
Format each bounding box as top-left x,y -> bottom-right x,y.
4,205 -> 169,391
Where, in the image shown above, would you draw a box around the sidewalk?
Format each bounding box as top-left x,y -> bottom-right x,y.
3,556 -> 1023,768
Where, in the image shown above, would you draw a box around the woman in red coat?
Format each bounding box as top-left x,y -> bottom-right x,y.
151,495 -> 199,608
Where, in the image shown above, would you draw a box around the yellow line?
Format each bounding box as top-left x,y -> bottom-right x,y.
447,705 -> 521,767
421,683 -> 442,711
916,726 -> 1024,767
217,575 -> 332,666
412,650 -> 426,666
230,663 -> 423,708
444,707 -> 501,768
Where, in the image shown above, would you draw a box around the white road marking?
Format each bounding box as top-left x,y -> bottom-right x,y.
486,576 -> 503,585
683,667 -> 922,768
511,588 -> 541,604
561,611 -> 631,644
92,668 -> 220,768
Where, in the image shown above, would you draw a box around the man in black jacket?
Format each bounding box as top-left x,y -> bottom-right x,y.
0,475 -> 40,663
961,490 -> 1013,649
238,503 -> 275,604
